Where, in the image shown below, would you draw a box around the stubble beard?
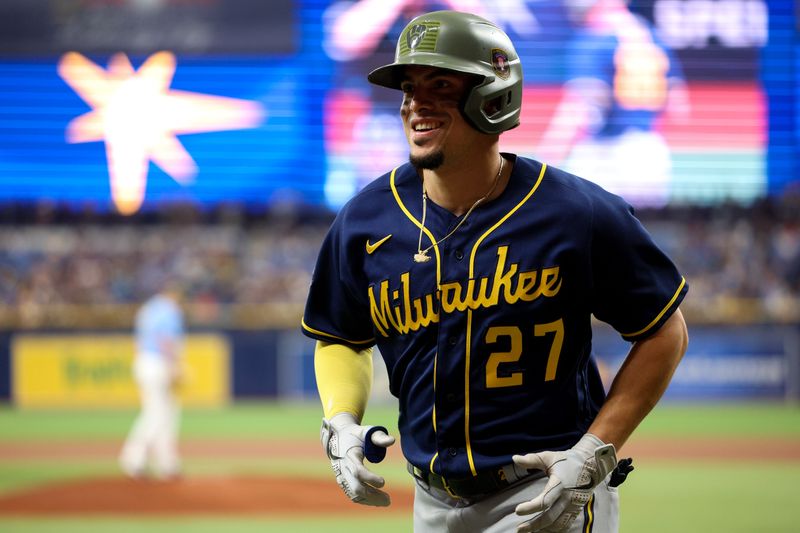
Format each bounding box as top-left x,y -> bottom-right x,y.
409,149 -> 445,170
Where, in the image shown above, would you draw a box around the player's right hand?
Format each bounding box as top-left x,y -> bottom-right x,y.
320,412 -> 396,506
512,433 -> 617,532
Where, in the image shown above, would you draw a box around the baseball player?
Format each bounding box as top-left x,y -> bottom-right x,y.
119,280 -> 185,480
302,10 -> 688,533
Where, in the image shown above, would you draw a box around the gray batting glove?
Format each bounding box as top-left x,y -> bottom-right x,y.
320,412 -> 396,506
512,433 -> 617,532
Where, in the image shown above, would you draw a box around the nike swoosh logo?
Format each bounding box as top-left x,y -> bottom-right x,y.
366,234 -> 392,255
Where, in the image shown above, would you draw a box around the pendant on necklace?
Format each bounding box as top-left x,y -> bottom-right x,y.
414,252 -> 431,263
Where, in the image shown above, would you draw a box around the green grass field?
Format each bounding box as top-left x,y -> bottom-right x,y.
1,401 -> 798,532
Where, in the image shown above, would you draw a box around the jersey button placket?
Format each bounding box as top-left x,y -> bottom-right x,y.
454,250 -> 464,261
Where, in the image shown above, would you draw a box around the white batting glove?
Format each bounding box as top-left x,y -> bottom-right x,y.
512,433 -> 618,532
320,412 -> 396,506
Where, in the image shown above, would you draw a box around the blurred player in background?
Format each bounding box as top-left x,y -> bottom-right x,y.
119,279 -> 186,481
303,10 -> 688,532
536,0 -> 690,207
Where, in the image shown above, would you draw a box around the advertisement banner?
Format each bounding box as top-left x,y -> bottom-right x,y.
12,333 -> 230,408
592,323 -> 793,400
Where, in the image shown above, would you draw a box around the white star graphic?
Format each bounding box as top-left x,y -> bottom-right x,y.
58,51 -> 266,214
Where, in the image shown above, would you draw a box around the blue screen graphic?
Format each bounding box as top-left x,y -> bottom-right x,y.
0,0 -> 795,214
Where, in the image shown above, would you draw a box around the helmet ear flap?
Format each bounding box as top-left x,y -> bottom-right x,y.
483,94 -> 506,118
457,73 -> 491,130
481,88 -> 520,122
462,77 -> 522,135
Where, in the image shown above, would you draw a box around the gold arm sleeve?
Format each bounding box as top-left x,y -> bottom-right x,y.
314,340 -> 373,421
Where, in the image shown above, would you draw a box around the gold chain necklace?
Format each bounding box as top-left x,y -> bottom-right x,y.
414,156 -> 504,263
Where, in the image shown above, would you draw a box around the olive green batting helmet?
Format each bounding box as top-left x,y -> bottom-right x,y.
368,10 -> 523,135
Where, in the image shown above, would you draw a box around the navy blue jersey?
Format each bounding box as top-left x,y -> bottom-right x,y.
303,154 -> 687,479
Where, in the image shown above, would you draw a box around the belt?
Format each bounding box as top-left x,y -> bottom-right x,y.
407,462 -> 544,499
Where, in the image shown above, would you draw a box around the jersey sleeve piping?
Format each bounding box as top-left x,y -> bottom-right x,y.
300,318 -> 375,346
620,276 -> 686,340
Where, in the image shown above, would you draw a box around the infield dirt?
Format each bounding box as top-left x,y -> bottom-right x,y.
0,436 -> 797,515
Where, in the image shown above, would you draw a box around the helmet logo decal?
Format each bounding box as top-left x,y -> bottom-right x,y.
399,22 -> 440,55
492,49 -> 511,79
407,24 -> 427,50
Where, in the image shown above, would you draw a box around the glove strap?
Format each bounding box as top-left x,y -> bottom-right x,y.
594,443 -> 618,479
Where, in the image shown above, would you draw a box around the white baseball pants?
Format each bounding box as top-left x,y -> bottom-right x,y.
119,354 -> 181,479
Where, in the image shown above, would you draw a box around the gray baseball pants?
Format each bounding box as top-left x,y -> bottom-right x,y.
412,472 -> 619,533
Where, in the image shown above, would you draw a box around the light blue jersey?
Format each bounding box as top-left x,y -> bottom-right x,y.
135,294 -> 184,357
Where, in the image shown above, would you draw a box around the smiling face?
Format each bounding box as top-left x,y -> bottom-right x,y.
399,66 -> 487,170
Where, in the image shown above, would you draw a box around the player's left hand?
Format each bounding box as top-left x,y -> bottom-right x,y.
320,412 -> 396,507
512,433 -> 617,532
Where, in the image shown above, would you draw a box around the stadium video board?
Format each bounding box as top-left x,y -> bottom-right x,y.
0,0 -> 795,214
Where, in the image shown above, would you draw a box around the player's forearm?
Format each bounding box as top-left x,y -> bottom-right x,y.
588,309 -> 688,450
314,341 -> 374,421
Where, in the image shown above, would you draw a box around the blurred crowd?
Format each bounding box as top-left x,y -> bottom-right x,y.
645,198 -> 800,325
1,197 -> 799,330
0,206 -> 330,329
